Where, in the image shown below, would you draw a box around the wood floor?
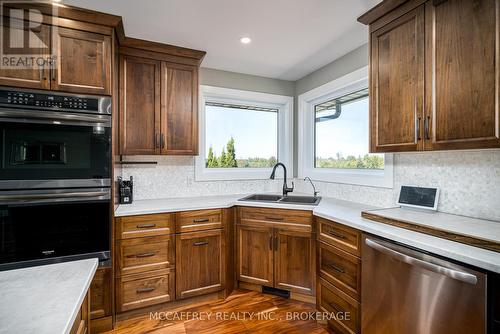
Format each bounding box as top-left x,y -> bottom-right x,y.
105,289 -> 331,334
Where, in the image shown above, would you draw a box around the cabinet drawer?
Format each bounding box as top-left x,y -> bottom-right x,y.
116,269 -> 174,312
318,278 -> 360,334
239,207 -> 312,227
318,217 -> 361,256
318,241 -> 361,300
116,213 -> 174,239
116,235 -> 174,276
176,209 -> 222,233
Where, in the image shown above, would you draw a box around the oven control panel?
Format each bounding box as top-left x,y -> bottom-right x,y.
0,89 -> 104,113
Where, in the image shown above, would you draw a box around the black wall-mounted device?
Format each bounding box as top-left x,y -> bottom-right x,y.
118,176 -> 133,204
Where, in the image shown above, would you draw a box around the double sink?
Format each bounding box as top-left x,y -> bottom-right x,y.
238,194 -> 322,206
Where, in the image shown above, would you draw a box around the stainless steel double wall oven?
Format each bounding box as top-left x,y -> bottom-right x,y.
0,87 -> 112,270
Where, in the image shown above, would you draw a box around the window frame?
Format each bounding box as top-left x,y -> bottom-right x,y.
297,66 -> 394,188
195,85 -> 293,181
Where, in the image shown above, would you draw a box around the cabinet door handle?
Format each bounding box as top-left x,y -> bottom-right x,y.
50,60 -> 56,81
416,117 -> 421,141
136,287 -> 155,293
326,230 -> 345,239
269,234 -> 273,250
193,218 -> 210,223
136,223 -> 156,229
134,252 -> 156,258
265,216 -> 283,221
39,66 -> 46,82
424,116 -> 430,140
161,134 -> 165,149
193,241 -> 209,246
273,235 -> 278,250
155,133 -> 160,149
328,263 -> 345,273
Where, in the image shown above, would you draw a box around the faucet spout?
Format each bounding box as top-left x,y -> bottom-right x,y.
270,163 -> 294,197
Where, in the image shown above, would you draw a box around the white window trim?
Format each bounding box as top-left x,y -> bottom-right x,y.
297,66 -> 394,188
195,85 -> 293,181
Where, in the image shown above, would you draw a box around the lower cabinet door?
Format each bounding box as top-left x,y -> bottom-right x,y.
89,267 -> 112,320
116,268 -> 175,312
274,229 -> 315,295
236,224 -> 274,287
176,229 -> 225,299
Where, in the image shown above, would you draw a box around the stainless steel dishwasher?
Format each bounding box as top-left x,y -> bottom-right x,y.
362,235 -> 486,334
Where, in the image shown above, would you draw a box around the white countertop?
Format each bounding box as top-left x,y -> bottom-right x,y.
363,207 -> 500,244
0,258 -> 98,334
116,195 -> 500,274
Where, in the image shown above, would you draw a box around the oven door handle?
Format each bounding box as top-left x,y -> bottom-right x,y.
365,238 -> 478,285
0,189 -> 110,204
0,109 -> 111,127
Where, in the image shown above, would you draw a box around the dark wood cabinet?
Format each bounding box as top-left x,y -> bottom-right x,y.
89,267 -> 112,334
424,0 -> 500,150
236,207 -> 315,297
119,49 -> 202,156
274,229 -> 315,295
362,0 -> 500,152
0,20 -> 51,90
161,62 -> 198,155
0,21 -> 111,94
369,6 -> 424,152
175,229 -> 225,299
236,224 -> 274,287
119,55 -> 161,155
53,27 -> 111,95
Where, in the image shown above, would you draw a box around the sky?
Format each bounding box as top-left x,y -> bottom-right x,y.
205,105 -> 278,159
205,97 -> 378,160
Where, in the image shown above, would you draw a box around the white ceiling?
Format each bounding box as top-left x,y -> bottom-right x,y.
65,0 -> 381,81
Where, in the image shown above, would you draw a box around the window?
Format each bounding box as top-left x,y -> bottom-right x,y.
314,88 -> 384,169
205,102 -> 278,168
196,86 -> 293,181
298,67 -> 393,188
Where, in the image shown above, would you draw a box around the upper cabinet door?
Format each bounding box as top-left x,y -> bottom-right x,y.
52,27 -> 111,95
0,19 -> 50,90
370,6 -> 425,152
425,0 -> 500,150
120,55 -> 161,155
161,62 -> 198,155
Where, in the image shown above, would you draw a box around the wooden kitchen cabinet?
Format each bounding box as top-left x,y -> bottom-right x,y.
89,267 -> 113,334
119,45 -> 204,156
424,0 -> 500,150
236,224 -> 274,287
274,229 -> 315,295
0,18 -> 111,94
361,0 -> 500,152
70,291 -> 90,334
0,19 -> 51,90
161,62 -> 198,155
52,27 -> 111,95
236,207 -> 315,296
119,55 -> 161,155
175,229 -> 225,299
369,5 -> 424,152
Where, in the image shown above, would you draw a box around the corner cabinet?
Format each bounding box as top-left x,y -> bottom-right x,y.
119,46 -> 202,156
361,0 -> 500,152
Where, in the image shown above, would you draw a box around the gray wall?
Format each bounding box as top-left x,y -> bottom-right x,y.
200,68 -> 295,96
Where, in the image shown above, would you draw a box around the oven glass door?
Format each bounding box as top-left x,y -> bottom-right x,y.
0,117 -> 110,183
0,196 -> 110,267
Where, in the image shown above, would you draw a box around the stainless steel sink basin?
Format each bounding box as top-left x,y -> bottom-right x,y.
238,194 -> 321,206
279,195 -> 321,205
240,194 -> 283,202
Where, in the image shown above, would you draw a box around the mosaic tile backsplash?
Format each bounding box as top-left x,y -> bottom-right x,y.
120,150 -> 500,221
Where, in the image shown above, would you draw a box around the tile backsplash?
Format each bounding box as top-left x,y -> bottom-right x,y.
119,150 -> 500,221
294,150 -> 500,221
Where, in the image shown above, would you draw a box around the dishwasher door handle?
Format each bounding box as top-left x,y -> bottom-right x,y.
365,238 -> 478,285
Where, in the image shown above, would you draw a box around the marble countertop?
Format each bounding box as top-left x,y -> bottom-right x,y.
0,258 -> 98,334
116,195 -> 500,274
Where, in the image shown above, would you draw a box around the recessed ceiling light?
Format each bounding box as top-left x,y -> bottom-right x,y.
240,37 -> 251,44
